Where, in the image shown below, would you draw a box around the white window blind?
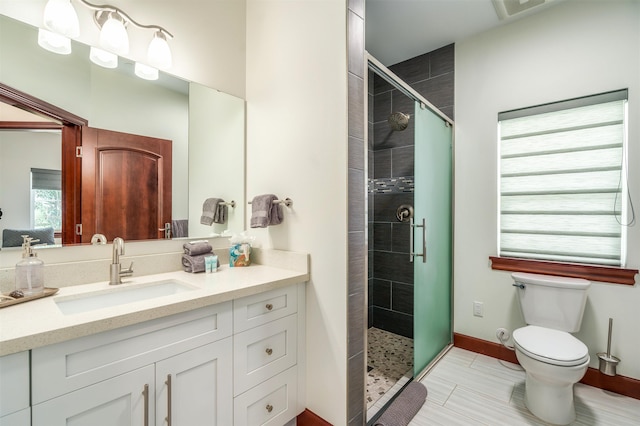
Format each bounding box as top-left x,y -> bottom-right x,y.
498,90 -> 628,266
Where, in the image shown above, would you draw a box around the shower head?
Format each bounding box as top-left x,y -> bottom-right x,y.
388,112 -> 410,131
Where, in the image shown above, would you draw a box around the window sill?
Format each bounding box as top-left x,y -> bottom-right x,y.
489,256 -> 638,285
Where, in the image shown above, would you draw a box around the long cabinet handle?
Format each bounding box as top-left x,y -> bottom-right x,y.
142,384 -> 149,426
165,374 -> 173,426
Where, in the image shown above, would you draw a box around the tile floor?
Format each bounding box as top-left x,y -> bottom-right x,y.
408,347 -> 640,425
366,327 -> 414,410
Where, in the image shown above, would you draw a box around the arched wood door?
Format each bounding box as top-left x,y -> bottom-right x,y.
81,127 -> 172,243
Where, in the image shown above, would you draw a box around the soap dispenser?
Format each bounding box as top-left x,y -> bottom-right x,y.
15,235 -> 44,296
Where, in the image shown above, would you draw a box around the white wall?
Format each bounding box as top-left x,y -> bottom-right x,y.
246,0 -> 349,423
455,0 -> 640,379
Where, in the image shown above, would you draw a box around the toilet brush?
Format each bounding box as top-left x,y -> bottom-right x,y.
597,318 -> 620,376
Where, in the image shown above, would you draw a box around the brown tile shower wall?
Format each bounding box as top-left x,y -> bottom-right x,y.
368,45 -> 454,339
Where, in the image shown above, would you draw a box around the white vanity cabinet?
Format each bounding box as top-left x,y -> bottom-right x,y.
31,302 -> 233,426
20,281 -> 305,426
0,351 -> 30,426
232,285 -> 301,426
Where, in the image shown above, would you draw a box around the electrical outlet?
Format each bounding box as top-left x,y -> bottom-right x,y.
473,301 -> 483,317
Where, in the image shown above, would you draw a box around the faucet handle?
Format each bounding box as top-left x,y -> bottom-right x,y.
121,261 -> 134,276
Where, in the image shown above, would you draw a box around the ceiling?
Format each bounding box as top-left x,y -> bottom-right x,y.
365,0 -> 563,66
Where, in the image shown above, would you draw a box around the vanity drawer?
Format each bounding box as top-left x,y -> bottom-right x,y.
32,302 -> 232,404
233,314 -> 297,396
234,366 -> 298,426
233,285 -> 297,333
0,351 -> 29,417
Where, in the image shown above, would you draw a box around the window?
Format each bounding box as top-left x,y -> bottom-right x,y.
497,90 -> 630,268
31,168 -> 62,231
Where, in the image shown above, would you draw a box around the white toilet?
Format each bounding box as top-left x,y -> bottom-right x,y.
511,272 -> 591,425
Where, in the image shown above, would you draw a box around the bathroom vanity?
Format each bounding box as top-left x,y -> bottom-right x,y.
0,250 -> 309,426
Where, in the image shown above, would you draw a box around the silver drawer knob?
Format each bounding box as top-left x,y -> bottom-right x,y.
265,303 -> 273,311
266,404 -> 273,413
266,348 -> 273,356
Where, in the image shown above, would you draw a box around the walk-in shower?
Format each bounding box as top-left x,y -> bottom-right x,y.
366,53 -> 454,423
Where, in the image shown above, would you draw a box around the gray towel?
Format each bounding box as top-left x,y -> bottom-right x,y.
250,194 -> 284,228
200,198 -> 227,225
172,219 -> 188,238
374,382 -> 427,426
183,240 -> 212,256
181,253 -> 218,273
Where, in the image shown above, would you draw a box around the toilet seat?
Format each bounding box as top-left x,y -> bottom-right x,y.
513,325 -> 589,367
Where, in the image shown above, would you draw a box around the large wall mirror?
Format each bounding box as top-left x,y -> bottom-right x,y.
0,13 -> 245,248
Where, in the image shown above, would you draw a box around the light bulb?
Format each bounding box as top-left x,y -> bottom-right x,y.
134,62 -> 159,81
90,47 -> 118,68
147,31 -> 172,69
38,28 -> 71,55
99,13 -> 129,55
43,0 -> 79,38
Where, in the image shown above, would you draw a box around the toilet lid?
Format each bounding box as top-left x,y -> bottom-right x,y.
513,326 -> 589,367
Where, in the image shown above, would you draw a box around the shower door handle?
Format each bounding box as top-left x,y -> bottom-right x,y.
410,218 -> 426,263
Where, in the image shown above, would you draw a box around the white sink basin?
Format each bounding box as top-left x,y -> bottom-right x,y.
55,279 -> 198,315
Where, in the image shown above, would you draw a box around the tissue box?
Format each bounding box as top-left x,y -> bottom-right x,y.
229,243 -> 251,267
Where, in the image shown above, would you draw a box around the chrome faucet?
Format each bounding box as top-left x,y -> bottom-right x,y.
109,237 -> 134,285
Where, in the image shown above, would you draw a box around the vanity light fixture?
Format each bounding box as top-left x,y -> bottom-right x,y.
89,46 -> 118,68
39,0 -> 173,78
38,28 -> 72,55
97,11 -> 129,55
134,62 -> 159,81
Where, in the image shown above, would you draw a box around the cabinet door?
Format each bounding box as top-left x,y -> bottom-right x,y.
156,338 -> 232,426
0,408 -> 30,426
0,352 -> 29,417
32,365 -> 154,426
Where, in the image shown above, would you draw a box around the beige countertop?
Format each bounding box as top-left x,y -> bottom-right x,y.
0,262 -> 309,356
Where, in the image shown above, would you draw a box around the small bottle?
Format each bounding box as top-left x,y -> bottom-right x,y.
15,235 -> 45,296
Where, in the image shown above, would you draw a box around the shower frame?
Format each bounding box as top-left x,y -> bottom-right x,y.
366,52 -> 455,385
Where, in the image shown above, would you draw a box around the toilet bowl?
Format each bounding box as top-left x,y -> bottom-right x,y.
513,325 -> 589,425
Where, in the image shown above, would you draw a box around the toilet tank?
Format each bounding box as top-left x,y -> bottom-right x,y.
512,272 -> 591,332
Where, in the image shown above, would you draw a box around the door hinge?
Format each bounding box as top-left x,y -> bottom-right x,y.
75,224 -> 82,235
76,146 -> 83,157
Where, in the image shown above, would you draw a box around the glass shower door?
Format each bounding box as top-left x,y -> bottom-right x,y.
412,103 -> 453,375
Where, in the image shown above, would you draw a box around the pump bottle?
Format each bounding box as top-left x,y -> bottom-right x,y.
15,235 -> 44,296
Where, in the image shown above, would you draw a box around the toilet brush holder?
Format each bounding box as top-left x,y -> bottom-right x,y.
597,317 -> 620,376
597,353 -> 620,376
